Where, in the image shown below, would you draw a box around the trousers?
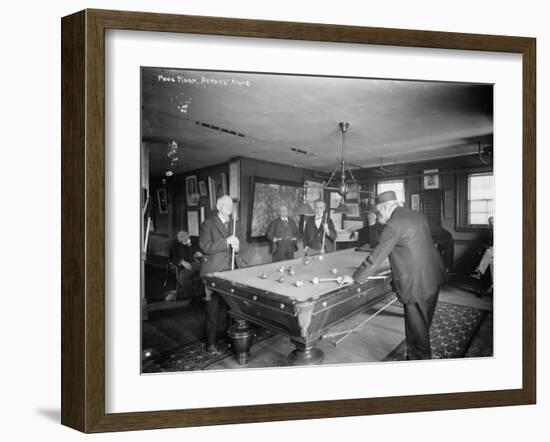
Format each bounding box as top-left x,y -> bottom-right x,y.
205,291 -> 229,347
403,287 -> 440,360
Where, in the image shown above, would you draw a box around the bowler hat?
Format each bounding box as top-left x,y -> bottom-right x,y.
376,190 -> 397,204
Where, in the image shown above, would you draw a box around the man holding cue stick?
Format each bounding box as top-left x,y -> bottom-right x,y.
302,199 -> 337,256
342,191 -> 448,360
199,195 -> 244,354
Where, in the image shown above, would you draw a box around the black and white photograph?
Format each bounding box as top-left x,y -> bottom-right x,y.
141,67 -> 494,373
185,175 -> 200,206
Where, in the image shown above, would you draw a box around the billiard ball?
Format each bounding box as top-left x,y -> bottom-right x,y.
295,280 -> 303,287
260,272 -> 268,279
303,258 -> 310,265
278,276 -> 285,283
278,266 -> 285,273
318,255 -> 324,261
331,268 -> 338,275
288,268 -> 296,276
311,277 -> 319,285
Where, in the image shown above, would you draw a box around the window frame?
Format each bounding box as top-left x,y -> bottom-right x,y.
455,167 -> 494,232
376,179 -> 406,206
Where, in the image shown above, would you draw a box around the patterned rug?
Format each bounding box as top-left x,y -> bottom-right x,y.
142,327 -> 276,373
384,300 -> 489,361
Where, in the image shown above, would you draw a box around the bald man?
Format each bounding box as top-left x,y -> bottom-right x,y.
266,205 -> 299,261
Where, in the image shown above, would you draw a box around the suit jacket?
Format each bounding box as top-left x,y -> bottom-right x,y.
169,241 -> 196,266
357,222 -> 384,248
199,215 -> 245,276
266,217 -> 299,254
302,216 -> 337,253
353,206 -> 448,304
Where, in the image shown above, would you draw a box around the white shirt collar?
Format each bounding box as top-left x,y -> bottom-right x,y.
218,213 -> 229,224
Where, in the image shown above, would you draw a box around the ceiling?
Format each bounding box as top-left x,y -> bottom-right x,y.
142,68 -> 493,178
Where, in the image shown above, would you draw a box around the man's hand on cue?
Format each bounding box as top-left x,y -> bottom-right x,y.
227,235 -> 239,247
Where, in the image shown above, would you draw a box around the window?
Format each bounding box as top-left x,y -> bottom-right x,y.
467,173 -> 494,225
377,180 -> 405,206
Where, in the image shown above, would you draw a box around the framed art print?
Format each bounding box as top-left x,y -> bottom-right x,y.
208,173 -> 227,210
423,169 -> 440,189
61,9 -> 536,433
185,175 -> 199,206
411,193 -> 421,211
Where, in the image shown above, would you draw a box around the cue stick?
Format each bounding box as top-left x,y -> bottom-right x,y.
231,208 -> 237,271
320,212 -> 327,254
143,217 -> 151,256
141,195 -> 149,218
325,296 -> 399,345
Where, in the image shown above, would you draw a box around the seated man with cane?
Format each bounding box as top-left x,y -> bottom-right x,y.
166,230 -> 202,301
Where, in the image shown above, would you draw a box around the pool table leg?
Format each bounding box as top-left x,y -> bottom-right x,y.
227,319 -> 255,365
287,339 -> 324,366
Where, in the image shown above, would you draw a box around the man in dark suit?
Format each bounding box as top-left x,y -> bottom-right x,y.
302,199 -> 337,255
166,230 -> 202,301
347,191 -> 448,360
199,195 -> 244,354
352,210 -> 384,249
266,205 -> 299,261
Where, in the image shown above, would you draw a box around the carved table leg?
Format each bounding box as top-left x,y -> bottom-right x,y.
287,339 -> 324,366
227,319 -> 255,365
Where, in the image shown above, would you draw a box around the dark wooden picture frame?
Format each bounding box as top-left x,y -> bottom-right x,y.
61,9 -> 536,433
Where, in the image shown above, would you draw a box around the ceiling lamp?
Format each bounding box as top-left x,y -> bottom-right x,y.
323,122 -> 361,213
334,201 -> 351,214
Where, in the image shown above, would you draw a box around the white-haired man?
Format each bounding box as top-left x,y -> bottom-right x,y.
348,191 -> 448,360
199,195 -> 243,354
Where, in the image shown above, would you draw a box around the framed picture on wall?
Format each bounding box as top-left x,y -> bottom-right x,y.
208,173 -> 227,209
156,188 -> 168,214
186,175 -> 200,206
411,193 -> 421,211
198,180 -> 208,197
345,183 -> 360,201
345,203 -> 360,218
423,169 -> 440,189
61,9 -> 535,434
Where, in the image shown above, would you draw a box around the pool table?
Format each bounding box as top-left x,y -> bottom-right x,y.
204,248 -> 393,366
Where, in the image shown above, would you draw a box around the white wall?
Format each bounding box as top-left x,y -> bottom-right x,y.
1,0 -> 547,440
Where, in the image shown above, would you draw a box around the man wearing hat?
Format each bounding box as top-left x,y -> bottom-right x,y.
348,190 -> 448,360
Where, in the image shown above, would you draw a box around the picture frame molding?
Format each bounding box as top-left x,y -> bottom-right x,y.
61,8 -> 536,433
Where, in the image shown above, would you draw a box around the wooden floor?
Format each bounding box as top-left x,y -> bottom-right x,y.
142,270 -> 493,370
206,281 -> 493,370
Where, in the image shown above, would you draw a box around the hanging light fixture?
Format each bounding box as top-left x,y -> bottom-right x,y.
325,122 -> 356,213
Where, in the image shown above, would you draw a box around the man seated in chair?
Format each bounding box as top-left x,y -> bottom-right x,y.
166,230 -> 202,301
351,210 -> 384,250
470,216 -> 494,295
430,224 -> 455,273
